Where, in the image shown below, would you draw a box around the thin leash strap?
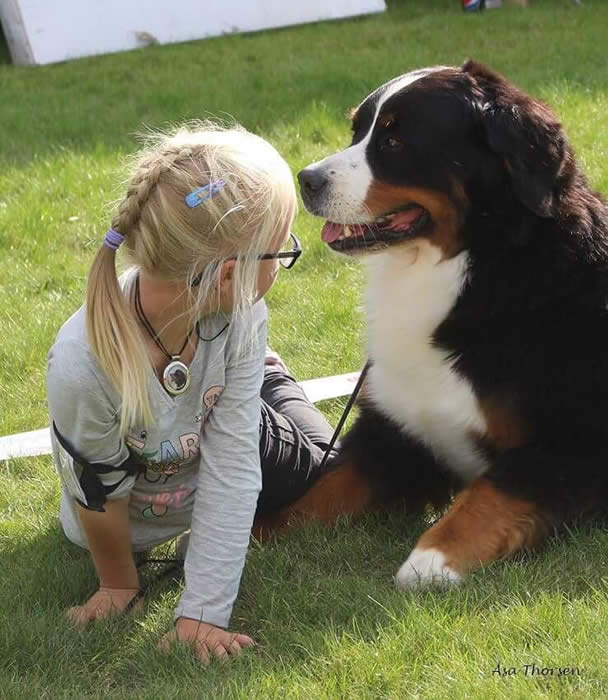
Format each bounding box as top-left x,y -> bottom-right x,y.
318,360 -> 371,472
123,558 -> 184,614
122,362 -> 370,610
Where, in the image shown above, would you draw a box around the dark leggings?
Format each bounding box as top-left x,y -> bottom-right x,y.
256,367 -> 339,515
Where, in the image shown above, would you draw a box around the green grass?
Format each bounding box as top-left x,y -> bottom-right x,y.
1,0 -> 608,697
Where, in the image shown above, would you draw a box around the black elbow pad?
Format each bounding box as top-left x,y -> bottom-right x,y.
52,422 -> 137,512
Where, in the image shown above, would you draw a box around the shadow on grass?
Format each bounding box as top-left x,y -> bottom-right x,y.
2,504 -> 608,693
0,23 -> 10,65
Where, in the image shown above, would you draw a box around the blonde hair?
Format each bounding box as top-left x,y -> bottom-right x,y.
86,122 -> 296,435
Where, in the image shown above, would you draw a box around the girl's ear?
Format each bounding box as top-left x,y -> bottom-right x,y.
217,259 -> 236,297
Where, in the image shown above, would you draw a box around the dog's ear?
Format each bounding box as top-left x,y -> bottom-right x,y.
463,60 -> 567,218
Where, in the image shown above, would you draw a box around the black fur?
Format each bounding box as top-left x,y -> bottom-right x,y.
334,61 -> 608,530
338,399 -> 461,514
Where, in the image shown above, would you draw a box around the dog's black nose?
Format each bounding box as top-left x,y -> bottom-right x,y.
297,167 -> 328,195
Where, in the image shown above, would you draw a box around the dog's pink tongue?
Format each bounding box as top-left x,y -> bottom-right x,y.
321,221 -> 344,243
389,207 -> 424,232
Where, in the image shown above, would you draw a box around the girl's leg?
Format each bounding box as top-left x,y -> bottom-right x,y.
256,364 -> 339,516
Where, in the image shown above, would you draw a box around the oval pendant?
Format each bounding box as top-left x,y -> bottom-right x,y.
162,358 -> 191,395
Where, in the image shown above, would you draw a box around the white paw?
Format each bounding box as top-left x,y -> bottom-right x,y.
394,547 -> 462,590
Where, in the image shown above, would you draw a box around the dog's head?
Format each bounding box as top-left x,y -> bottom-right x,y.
298,60 -> 570,258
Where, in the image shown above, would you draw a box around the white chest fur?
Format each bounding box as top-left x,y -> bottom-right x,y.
364,243 -> 488,482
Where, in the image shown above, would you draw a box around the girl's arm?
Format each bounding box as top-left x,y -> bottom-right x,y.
174,303 -> 267,629
66,497 -> 142,624
48,335 -> 140,619
75,497 -> 139,589
48,336 -> 136,512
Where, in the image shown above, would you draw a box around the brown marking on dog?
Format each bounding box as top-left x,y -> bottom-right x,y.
364,181 -> 468,259
252,462 -> 373,539
476,394 -> 529,451
413,477 -> 548,574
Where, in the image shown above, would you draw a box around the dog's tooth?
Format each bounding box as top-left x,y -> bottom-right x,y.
344,226 -> 352,238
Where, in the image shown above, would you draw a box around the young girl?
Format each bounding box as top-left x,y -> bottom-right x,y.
47,123 -> 337,664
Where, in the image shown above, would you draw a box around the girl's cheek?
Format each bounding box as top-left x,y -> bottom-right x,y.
256,262 -> 278,299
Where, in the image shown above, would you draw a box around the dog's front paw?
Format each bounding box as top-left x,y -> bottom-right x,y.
394,547 -> 462,590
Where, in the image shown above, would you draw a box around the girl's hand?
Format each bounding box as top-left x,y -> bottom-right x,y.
158,617 -> 256,665
67,587 -> 142,624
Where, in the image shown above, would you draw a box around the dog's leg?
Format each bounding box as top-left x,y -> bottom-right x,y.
339,402 -> 460,514
252,403 -> 459,539
395,476 -> 549,589
252,461 -> 374,538
395,441 -> 608,588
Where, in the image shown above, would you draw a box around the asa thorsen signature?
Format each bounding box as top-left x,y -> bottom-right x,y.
492,663 -> 582,678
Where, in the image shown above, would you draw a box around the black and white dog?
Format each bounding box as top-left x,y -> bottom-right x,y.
255,61 -> 608,590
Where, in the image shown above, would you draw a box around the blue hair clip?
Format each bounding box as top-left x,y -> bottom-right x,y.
185,179 -> 226,208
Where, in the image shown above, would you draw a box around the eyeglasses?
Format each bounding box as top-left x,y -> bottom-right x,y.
256,232 -> 302,269
191,233 -> 302,286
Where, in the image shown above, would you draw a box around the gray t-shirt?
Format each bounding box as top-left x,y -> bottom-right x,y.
47,271 -> 266,628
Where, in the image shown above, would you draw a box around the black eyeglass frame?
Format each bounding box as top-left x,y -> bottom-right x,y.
191,232 -> 302,287
255,232 -> 302,269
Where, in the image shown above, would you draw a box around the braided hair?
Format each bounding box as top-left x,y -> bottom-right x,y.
86,122 -> 296,434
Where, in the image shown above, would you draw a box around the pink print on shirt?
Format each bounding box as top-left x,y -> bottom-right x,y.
194,385 -> 225,423
131,485 -> 194,518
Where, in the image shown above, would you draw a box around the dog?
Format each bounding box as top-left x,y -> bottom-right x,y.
255,60 -> 608,590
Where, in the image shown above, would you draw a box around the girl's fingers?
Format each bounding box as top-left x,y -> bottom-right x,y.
157,629 -> 177,653
93,598 -> 117,620
227,639 -> 242,656
234,633 -> 255,647
67,590 -> 143,626
210,642 -> 229,662
192,639 -> 211,666
157,629 -> 214,667
67,605 -> 90,625
68,600 -> 109,624
158,620 -> 255,666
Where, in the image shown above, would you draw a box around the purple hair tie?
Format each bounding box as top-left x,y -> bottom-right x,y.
104,228 -> 125,251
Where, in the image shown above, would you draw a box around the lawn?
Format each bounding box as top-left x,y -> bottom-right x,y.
1,0 -> 608,697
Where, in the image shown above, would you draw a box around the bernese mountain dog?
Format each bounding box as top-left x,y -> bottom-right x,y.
257,60 -> 608,590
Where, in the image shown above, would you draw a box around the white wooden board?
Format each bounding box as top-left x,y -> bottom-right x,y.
0,0 -> 386,66
0,371 -> 360,461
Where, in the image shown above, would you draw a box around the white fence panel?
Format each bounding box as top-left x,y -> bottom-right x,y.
0,0 -> 386,65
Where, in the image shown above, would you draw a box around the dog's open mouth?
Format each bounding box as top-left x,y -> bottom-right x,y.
321,204 -> 430,253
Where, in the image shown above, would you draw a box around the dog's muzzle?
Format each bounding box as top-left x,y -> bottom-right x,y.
297,166 -> 329,212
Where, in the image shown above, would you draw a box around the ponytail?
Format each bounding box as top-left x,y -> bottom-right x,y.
86,243 -> 153,435
85,122 -> 297,437
85,145 -> 196,435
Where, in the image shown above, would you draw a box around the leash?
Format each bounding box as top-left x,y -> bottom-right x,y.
123,557 -> 184,614
318,360 -> 371,472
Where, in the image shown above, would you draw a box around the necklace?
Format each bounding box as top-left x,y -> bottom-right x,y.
134,275 -> 195,396
198,320 -> 230,342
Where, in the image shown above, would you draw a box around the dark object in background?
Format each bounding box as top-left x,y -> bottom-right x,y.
463,0 -> 535,8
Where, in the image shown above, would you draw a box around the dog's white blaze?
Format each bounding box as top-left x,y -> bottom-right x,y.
394,547 -> 461,589
308,69 -> 439,224
365,243 -> 489,481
